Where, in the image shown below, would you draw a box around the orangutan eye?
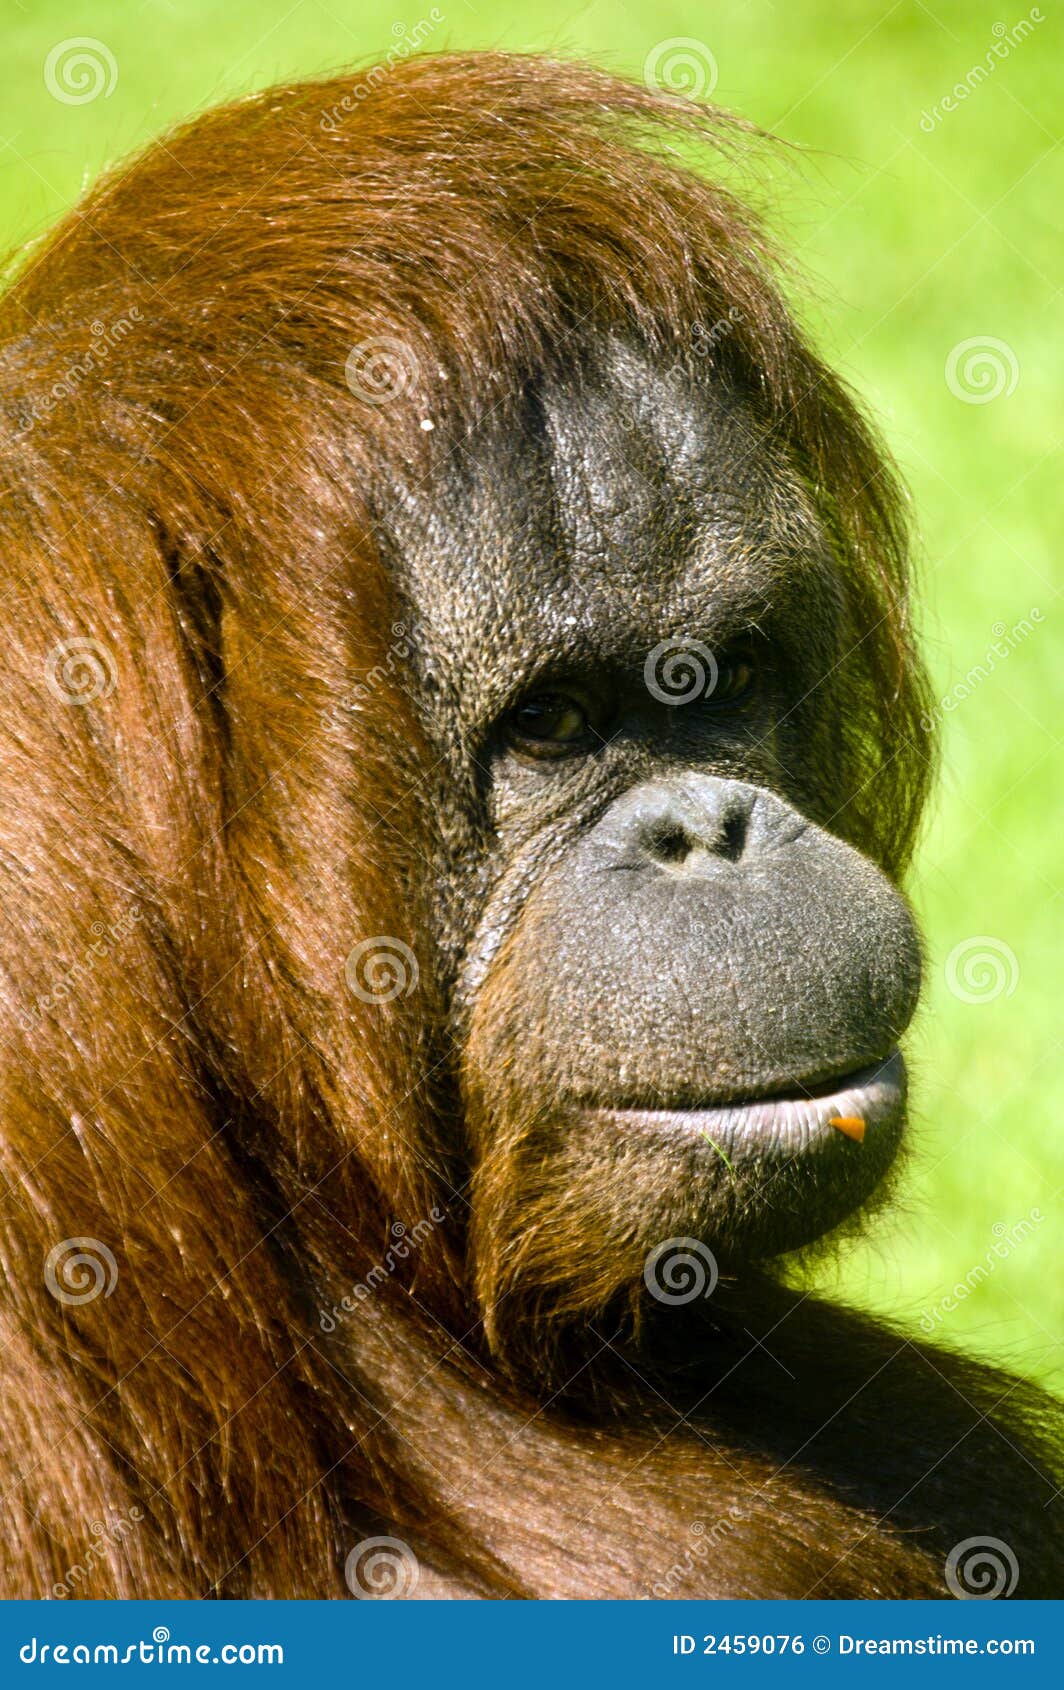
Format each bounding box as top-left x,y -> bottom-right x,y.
504,691 -> 594,757
710,648 -> 758,705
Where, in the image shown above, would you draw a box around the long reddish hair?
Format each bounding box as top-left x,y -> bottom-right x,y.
0,53 -> 959,1598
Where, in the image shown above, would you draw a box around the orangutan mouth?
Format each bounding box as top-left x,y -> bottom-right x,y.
584,1051 -> 906,1160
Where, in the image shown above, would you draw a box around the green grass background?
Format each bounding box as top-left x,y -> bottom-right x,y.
2,0 -> 1060,1389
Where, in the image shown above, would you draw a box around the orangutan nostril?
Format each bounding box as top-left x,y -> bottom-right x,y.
718,810 -> 746,863
647,821 -> 691,865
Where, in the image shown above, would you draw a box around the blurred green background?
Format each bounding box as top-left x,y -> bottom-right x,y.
2,1 -> 1060,1388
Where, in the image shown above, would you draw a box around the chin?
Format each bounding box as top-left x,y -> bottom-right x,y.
468,1049 -> 908,1376
579,1048 -> 908,1262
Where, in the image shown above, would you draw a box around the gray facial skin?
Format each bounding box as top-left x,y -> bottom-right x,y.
386,336 -> 921,1264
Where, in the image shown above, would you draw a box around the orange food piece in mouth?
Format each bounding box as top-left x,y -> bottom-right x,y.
829,1115 -> 866,1143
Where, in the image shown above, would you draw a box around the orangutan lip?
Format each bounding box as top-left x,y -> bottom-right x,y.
584,1051 -> 906,1159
